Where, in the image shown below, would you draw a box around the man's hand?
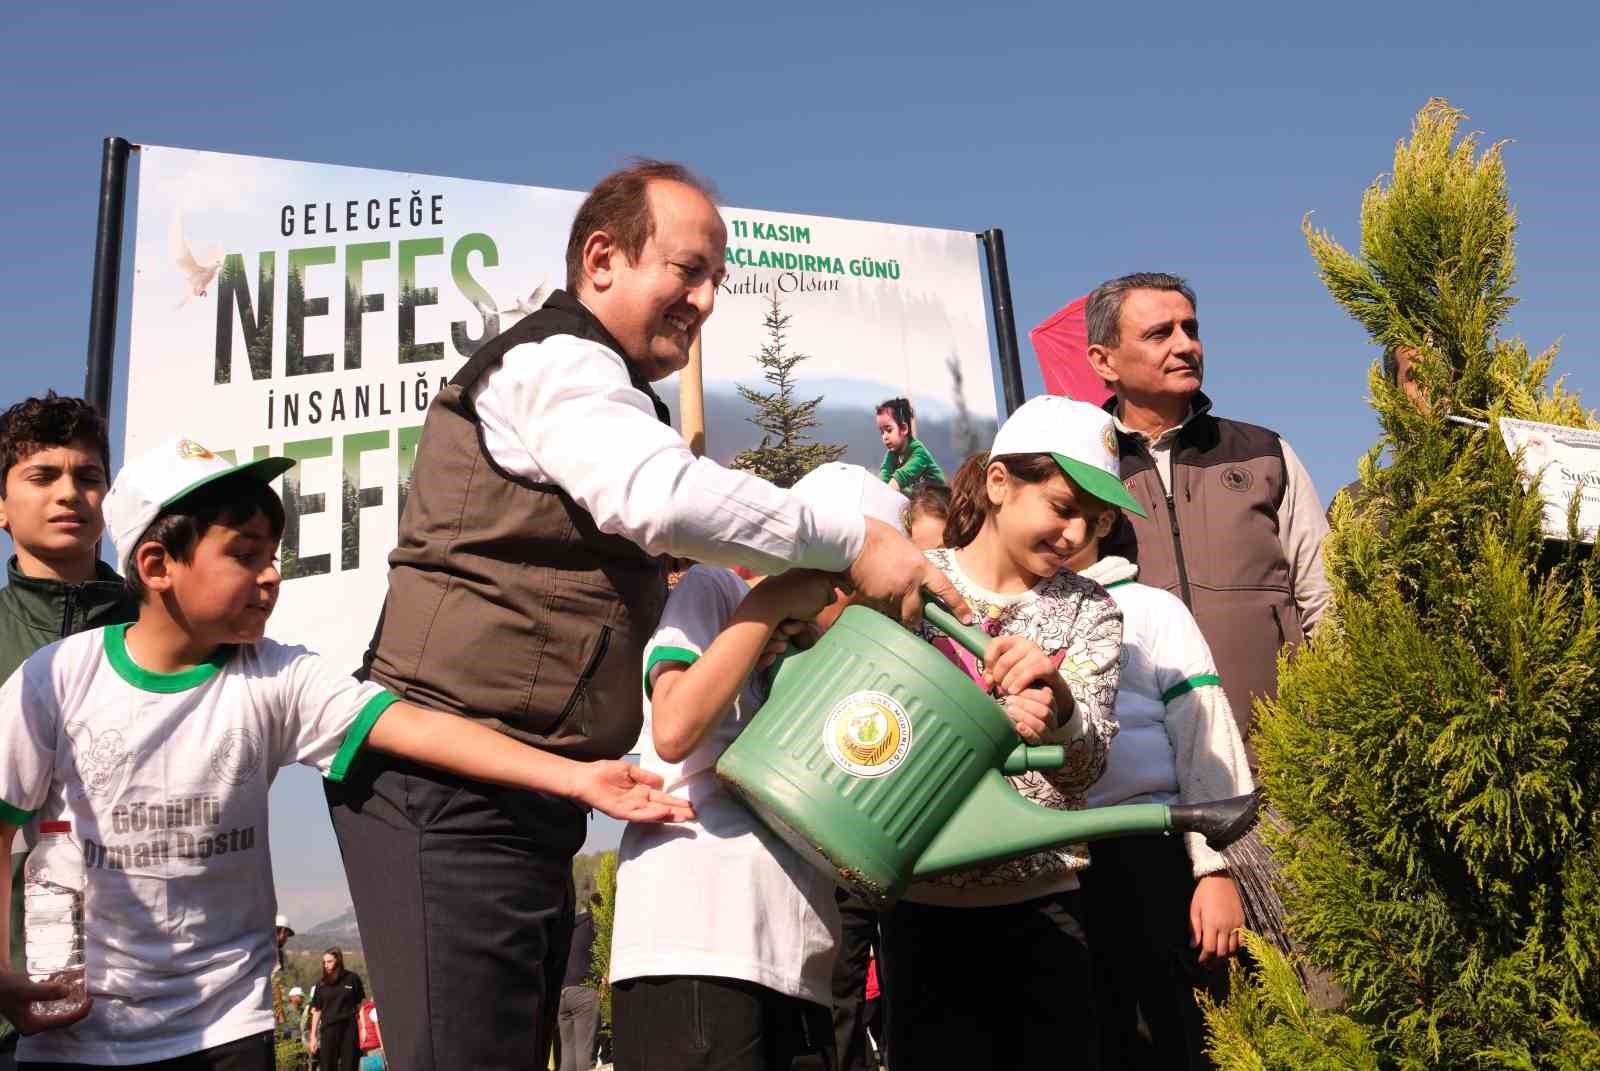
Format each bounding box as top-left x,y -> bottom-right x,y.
0,971 -> 92,1034
843,518 -> 973,627
1190,872 -> 1245,966
569,761 -> 695,823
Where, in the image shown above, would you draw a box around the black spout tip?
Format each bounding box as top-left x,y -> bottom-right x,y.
1168,791 -> 1261,851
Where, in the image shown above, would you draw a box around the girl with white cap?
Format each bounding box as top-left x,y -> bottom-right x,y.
880,395 -> 1147,1071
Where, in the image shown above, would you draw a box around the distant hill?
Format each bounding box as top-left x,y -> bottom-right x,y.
286,905 -> 363,955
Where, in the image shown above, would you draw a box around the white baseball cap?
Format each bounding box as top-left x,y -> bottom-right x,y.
288,986 -> 305,998
791,462 -> 908,529
988,396 -> 1146,517
105,438 -> 295,576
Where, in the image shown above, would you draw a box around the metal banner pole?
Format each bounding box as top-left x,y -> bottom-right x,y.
85,136 -> 133,419
978,228 -> 1026,416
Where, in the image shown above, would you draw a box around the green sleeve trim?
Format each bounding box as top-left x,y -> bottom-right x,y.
644,646 -> 699,700
1162,674 -> 1222,704
1104,578 -> 1135,589
0,799 -> 34,826
326,691 -> 400,784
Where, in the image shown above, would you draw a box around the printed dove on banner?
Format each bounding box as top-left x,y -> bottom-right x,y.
171,211 -> 224,308
499,281 -> 551,321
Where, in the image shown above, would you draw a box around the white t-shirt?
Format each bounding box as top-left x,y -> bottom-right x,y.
0,624 -> 397,1065
610,567 -> 839,1005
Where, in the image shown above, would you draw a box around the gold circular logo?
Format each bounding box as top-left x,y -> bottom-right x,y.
1101,425 -> 1117,461
178,439 -> 216,461
823,691 -> 912,778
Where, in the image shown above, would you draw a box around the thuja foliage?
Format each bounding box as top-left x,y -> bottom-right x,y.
1205,100 -> 1600,1069
731,292 -> 846,488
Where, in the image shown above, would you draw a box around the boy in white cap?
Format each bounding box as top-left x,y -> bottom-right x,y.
0,438 -> 692,1071
611,464 -> 932,1071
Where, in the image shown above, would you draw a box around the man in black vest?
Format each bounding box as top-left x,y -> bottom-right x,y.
328,160 -> 969,1071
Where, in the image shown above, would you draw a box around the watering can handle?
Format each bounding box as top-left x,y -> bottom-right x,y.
921,593 -> 992,662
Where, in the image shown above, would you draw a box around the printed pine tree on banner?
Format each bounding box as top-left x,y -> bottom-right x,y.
731,293 -> 846,488
1205,100 -> 1600,1069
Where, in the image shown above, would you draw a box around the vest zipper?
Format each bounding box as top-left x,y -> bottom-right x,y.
60,586 -> 77,639
1165,493 -> 1195,609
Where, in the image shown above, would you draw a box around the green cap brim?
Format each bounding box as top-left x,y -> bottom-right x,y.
1050,453 -> 1147,518
161,456 -> 297,510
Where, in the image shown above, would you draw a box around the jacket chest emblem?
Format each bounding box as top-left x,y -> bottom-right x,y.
1220,466 -> 1254,493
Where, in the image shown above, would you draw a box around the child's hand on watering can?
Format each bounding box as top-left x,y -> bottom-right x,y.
1002,684 -> 1057,743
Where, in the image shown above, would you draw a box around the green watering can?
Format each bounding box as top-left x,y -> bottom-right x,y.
716,597 -> 1259,907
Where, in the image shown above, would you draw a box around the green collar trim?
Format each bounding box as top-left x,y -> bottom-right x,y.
104,623 -> 233,693
1103,578 -> 1135,589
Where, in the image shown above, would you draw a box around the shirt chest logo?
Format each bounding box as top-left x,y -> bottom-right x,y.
66,722 -> 132,799
210,728 -> 264,786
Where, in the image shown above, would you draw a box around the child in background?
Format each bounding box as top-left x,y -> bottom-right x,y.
881,395 -> 1146,1071
0,438 -> 691,1070
1072,519 -> 1253,1071
615,464 -> 963,1071
0,395 -> 135,1066
902,483 -> 951,551
875,398 -> 946,491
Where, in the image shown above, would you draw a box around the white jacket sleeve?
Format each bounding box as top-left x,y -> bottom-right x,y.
471,335 -> 865,575
1277,438 -> 1332,636
1164,685 -> 1255,877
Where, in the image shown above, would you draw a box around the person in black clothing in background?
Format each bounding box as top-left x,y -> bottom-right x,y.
307,949 -> 365,1071
557,894 -> 601,1071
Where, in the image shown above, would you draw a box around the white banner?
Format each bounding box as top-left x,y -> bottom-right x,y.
127,145 -> 1000,674
1499,417 -> 1600,543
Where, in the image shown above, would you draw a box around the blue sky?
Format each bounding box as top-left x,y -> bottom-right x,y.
4,1 -> 1598,927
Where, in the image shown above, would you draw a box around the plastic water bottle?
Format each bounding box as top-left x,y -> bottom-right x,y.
23,820 -> 88,1018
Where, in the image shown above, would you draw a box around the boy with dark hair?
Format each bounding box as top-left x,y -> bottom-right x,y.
0,394 -> 133,1071
0,392 -> 131,683
0,438 -> 692,1071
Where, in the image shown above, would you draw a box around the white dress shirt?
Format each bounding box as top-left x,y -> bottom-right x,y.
469,327 -> 865,575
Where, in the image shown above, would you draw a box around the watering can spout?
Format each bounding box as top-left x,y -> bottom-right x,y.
910,770 -> 1171,882
1169,791 -> 1261,851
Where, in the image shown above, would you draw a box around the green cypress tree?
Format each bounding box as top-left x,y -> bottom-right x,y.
1206,99 -> 1600,1070
730,292 -> 846,488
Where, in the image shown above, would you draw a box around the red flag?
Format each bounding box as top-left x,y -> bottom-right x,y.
1030,295 -> 1113,406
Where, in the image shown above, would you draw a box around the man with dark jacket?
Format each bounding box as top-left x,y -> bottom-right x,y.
328,159 -> 969,1071
1086,273 -> 1330,759
0,394 -> 134,1068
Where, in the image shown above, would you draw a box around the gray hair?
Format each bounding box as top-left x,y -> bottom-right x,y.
1085,273 -> 1197,349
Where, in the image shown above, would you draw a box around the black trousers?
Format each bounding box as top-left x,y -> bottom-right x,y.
878,891 -> 1094,1071
829,890 -> 880,1071
21,1030 -> 274,1070
325,755 -> 585,1071
1077,835 -> 1227,1071
316,1017 -> 360,1071
612,977 -> 833,1071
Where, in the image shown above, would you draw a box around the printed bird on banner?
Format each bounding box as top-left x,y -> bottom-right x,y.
171,211 -> 224,308
499,281 -> 550,323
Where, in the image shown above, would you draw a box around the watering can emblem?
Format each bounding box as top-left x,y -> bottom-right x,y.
718,596 -> 1258,907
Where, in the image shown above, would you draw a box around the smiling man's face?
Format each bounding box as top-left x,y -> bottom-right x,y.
585,179 -> 727,381
1091,288 -> 1204,406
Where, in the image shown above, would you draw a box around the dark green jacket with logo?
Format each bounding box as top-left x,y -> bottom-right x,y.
1,556 -> 135,1042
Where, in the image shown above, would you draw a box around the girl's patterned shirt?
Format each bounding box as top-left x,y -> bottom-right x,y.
910,547 -> 1122,906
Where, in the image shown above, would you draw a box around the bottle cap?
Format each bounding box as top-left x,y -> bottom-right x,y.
39,821 -> 71,834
